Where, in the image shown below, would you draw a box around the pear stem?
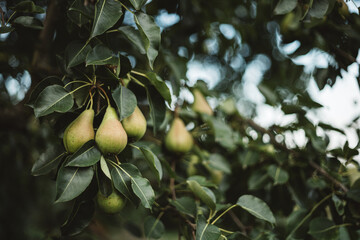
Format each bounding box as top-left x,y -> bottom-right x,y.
64,80 -> 90,88
211,204 -> 237,225
88,88 -> 94,110
97,86 -> 110,106
115,155 -> 121,165
131,70 -> 147,78
128,74 -> 145,88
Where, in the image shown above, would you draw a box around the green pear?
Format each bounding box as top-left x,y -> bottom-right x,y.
95,106 -> 127,154
165,117 -> 193,154
63,109 -> 95,153
97,191 -> 125,214
192,89 -> 213,116
122,106 -> 147,142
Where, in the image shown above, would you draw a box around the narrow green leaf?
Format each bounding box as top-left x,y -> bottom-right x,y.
146,86 -> 166,134
65,41 -> 92,68
145,72 -> 172,104
91,0 -> 123,38
139,147 -> 163,182
236,195 -> 276,224
34,85 -> 74,117
196,215 -> 221,240
112,85 -> 137,120
66,140 -> 101,167
55,163 -> 94,203
144,216 -> 165,239
187,180 -> 216,211
134,12 -> 161,69
110,163 -> 134,202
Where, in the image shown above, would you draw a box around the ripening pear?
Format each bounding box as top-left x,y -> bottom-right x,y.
97,191 -> 125,214
63,109 -> 95,153
122,106 -> 147,142
95,106 -> 127,154
192,89 -> 213,116
165,117 -> 193,154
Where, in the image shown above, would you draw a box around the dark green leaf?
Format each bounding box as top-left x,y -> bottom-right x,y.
332,194 -> 345,215
308,217 -> 339,240
91,0 -> 123,38
187,180 -> 216,211
146,86 -> 166,134
309,0 -> 329,19
139,147 -> 163,182
117,26 -> 146,54
196,215 -> 221,240
112,85 -> 137,120
163,51 -> 187,96
34,85 -> 74,117
208,154 -> 231,174
65,41 -> 92,68
134,12 -> 161,69
144,216 -> 165,239
110,163 -> 134,202
13,16 -> 43,29
145,72 -> 172,104
267,165 -> 289,185
68,0 -> 93,26
128,0 -> 147,10
86,44 -> 117,66
55,163 -> 94,203
258,84 -> 278,106
27,76 -> 63,107
170,196 -> 197,217
66,140 -> 101,167
236,195 -> 276,224
31,151 -> 66,176
347,179 -> 360,203
11,1 -> 45,13
274,0 -> 297,15
100,156 -> 111,179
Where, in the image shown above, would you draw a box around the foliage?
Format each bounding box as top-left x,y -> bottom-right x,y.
1,0 -> 360,239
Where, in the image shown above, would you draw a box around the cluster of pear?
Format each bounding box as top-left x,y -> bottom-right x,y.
63,105 -> 147,155
164,89 -> 213,154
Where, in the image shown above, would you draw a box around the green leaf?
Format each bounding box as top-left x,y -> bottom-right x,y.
68,0 -> 93,26
13,16 -> 43,29
163,51 -> 187,96
65,41 -> 92,68
139,147 -> 163,183
236,195 -> 276,224
196,215 -> 221,240
267,165 -> 289,185
347,179 -> 360,203
91,0 -> 123,38
258,83 -> 278,106
27,76 -> 63,107
208,154 -> 231,174
55,162 -> 94,203
112,85 -> 137,120
144,216 -> 165,239
170,196 -> 197,217
308,217 -> 339,240
134,12 -> 161,69
187,180 -> 216,211
110,163 -> 134,202
61,200 -> 95,236
100,156 -> 111,179
128,0 -> 147,10
146,86 -> 166,134
332,194 -> 345,215
34,85 -> 74,117
117,26 -> 146,54
308,0 -> 329,19
145,72 -> 172,104
86,44 -> 118,66
66,140 -> 101,167
31,150 -> 66,176
274,0 -> 297,15
10,1 -> 45,13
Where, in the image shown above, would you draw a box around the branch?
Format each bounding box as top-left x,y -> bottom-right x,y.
229,210 -> 247,236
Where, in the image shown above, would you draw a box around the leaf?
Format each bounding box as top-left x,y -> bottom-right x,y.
258,83 -> 278,106
208,154 -> 231,174
267,165 -> 289,185
163,51 -> 187,96
13,16 -> 43,29
308,0 -> 329,19
61,200 -> 95,236
274,0 -> 297,15
134,12 -> 161,69
68,0 -> 93,26
112,85 -> 137,120
55,163 -> 94,203
145,72 -> 172,104
66,140 -> 101,167
196,215 -> 221,240
308,217 -> 339,240
86,44 -> 118,66
34,85 -> 74,117
170,196 -> 197,217
91,0 -> 123,38
31,151 -> 66,176
236,195 -> 276,224
347,179 -> 360,203
146,86 -> 166,134
187,180 -> 216,211
144,216 -> 165,239
10,1 -> 45,13
117,26 -> 146,54
100,156 -> 111,179
139,147 -> 163,183
110,163 -> 135,202
65,41 -> 92,68
128,0 -> 147,10
27,76 -> 63,107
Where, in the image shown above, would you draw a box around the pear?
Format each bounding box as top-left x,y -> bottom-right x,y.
165,117 -> 193,154
95,106 -> 127,154
192,89 -> 213,116
63,109 -> 95,153
122,106 -> 147,142
96,191 -> 125,214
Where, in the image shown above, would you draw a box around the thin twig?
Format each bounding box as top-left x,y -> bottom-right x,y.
0,7 -> 5,26
229,210 -> 247,235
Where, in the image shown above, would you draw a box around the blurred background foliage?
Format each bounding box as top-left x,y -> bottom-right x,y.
1,0 -> 360,239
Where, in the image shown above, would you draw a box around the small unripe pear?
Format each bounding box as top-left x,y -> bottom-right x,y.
95,106 -> 127,155
63,109 -> 95,153
165,117 -> 193,154
192,89 -> 213,116
97,191 -> 125,214
122,106 -> 147,142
